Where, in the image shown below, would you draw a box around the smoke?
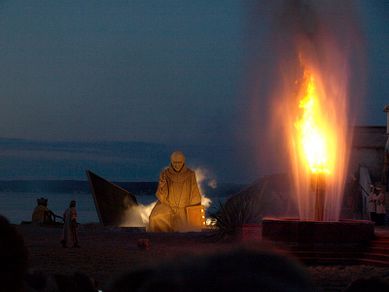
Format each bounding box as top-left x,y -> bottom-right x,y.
194,167 -> 215,209
120,201 -> 157,227
244,0 -> 365,171
244,0 -> 366,220
119,167 -> 215,227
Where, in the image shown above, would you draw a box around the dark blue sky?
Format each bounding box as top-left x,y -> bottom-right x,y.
0,0 -> 386,145
359,0 -> 388,123
0,0 -> 243,145
0,1 -> 386,182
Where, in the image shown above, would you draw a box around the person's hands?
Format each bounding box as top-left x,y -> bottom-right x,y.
160,172 -> 167,186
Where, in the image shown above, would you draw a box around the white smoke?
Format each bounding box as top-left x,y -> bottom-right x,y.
119,167 -> 216,227
120,201 -> 157,227
194,167 -> 215,209
208,179 -> 217,189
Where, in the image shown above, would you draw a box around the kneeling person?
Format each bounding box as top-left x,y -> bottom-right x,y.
149,151 -> 202,232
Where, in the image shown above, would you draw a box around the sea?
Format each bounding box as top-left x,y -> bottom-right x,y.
0,191 -> 229,224
0,192 -> 158,224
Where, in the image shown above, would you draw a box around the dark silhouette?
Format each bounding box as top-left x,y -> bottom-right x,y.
52,272 -> 98,292
0,215 -> 29,292
108,245 -> 313,292
25,271 -> 98,292
345,277 -> 389,292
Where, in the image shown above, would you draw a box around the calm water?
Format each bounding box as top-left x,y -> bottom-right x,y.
0,192 -> 225,224
0,192 -> 157,224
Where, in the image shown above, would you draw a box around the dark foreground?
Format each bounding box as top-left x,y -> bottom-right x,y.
17,224 -> 389,291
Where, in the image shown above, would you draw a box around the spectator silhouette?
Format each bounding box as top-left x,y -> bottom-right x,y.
345,277 -> 389,292
108,245 -> 313,292
25,270 -> 98,292
0,215 -> 29,292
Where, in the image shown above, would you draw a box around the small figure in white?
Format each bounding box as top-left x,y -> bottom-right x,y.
61,200 -> 80,248
375,186 -> 386,226
368,185 -> 377,223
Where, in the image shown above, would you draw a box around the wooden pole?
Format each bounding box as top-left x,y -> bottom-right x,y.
314,173 -> 326,221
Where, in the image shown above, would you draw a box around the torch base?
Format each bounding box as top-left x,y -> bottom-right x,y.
262,217 -> 374,246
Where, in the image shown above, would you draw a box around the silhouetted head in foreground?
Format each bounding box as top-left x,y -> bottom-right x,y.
345,277 -> 389,292
52,272 -> 98,292
25,271 -> 98,292
108,245 -> 313,292
0,215 -> 29,292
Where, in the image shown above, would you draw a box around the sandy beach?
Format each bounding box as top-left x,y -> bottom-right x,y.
19,224 -> 234,290
16,223 -> 389,291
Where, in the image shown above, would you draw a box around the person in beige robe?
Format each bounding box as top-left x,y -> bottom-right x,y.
61,200 -> 80,248
149,151 -> 202,232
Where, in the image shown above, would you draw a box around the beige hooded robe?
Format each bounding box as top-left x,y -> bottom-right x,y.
149,165 -> 201,232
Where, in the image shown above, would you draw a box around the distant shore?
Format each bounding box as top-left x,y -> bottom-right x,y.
0,180 -> 244,198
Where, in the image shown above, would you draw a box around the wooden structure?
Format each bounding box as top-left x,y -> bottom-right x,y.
86,170 -> 138,226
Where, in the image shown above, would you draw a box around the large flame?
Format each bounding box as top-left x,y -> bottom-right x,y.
247,1 -> 364,222
287,59 -> 349,221
295,72 -> 334,175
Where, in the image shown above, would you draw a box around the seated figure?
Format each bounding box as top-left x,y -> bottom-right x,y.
32,197 -> 57,224
149,151 -> 202,232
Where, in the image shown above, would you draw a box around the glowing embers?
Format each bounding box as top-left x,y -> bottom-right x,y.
294,72 -> 334,175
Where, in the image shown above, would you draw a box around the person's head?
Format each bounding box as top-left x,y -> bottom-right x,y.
53,272 -> 98,292
0,215 -> 29,292
70,200 -> 76,208
108,245 -> 313,292
37,197 -> 48,206
170,151 -> 185,172
345,277 -> 389,292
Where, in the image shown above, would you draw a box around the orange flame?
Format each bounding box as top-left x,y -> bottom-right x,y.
295,71 -> 335,175
251,2 -> 363,221
285,61 -> 351,221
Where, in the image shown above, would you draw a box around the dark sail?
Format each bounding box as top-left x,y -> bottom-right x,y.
86,170 -> 138,226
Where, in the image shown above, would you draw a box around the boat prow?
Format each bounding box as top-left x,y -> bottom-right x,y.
86,170 -> 138,226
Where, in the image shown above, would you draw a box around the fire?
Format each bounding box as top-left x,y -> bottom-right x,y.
295,71 -> 334,175
250,1 -> 363,221
287,63 -> 350,221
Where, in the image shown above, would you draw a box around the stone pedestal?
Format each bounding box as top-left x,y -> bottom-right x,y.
262,218 -> 374,245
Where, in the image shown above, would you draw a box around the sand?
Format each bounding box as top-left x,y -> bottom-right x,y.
17,223 -> 389,291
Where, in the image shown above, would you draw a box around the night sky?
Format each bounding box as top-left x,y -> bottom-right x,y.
0,0 -> 242,145
0,0 -> 386,182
